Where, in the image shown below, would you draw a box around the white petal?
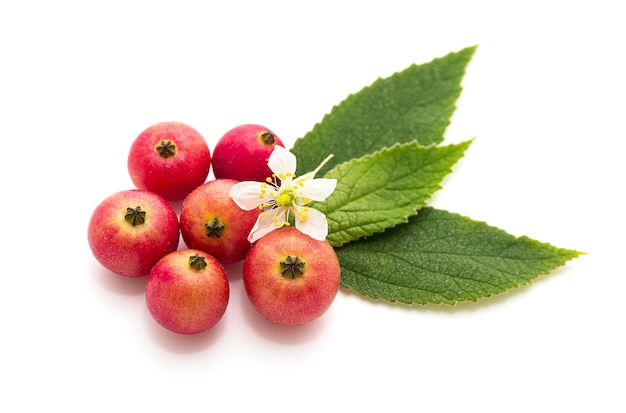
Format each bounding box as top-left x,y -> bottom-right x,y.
248,211 -> 285,243
295,208 -> 328,241
229,181 -> 265,210
302,178 -> 337,202
268,145 -> 297,177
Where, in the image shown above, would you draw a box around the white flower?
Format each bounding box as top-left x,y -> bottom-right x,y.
229,146 -> 337,243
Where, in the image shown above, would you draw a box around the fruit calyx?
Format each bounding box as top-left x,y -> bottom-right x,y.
205,217 -> 225,238
280,255 -> 305,278
259,131 -> 275,145
125,206 -> 146,226
156,140 -> 177,158
189,254 -> 207,270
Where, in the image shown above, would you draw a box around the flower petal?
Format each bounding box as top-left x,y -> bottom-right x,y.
268,145 -> 297,177
229,181 -> 265,210
295,208 -> 329,241
248,211 -> 285,243
302,178 -> 337,202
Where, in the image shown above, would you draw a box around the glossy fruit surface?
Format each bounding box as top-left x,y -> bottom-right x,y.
87,189 -> 179,277
211,124 -> 284,182
180,179 -> 260,265
128,121 -> 211,201
243,227 -> 340,325
146,249 -> 229,334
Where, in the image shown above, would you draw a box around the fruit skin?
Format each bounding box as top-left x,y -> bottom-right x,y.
127,121 -> 211,201
145,249 -> 229,335
243,227 -> 340,325
211,124 -> 284,182
180,179 -> 259,265
87,189 -> 180,277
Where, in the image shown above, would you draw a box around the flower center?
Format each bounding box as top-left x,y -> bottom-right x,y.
275,191 -> 294,206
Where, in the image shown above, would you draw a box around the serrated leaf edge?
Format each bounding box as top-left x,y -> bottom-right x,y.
318,139 -> 473,247
335,208 -> 584,306
292,45 -> 478,176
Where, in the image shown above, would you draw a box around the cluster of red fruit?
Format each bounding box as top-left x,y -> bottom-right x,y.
87,122 -> 341,334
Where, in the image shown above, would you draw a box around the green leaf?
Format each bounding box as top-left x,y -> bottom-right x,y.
337,207 -> 583,305
315,139 -> 472,247
291,46 -> 477,177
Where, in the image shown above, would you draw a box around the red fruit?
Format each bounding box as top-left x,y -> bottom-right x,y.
87,189 -> 179,277
146,249 -> 229,334
127,121 -> 211,201
211,124 -> 284,182
180,179 -> 259,265
243,227 -> 341,326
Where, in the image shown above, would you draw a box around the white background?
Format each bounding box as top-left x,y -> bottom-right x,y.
1,1 -> 623,412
